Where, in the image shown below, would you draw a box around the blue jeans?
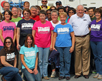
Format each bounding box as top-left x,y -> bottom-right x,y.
0,67 -> 22,81
56,47 -> 71,77
38,47 -> 50,77
22,69 -> 41,81
90,41 -> 102,75
0,46 -> 3,51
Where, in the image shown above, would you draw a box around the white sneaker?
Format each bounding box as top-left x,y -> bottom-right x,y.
98,75 -> 102,80
93,73 -> 99,78
51,71 -> 56,78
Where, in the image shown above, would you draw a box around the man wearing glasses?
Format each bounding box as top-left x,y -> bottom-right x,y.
40,0 -> 50,10
56,1 -> 62,9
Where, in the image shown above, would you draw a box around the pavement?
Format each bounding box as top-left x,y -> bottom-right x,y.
0,74 -> 100,81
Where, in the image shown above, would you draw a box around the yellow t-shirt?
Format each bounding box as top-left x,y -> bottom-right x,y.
40,6 -> 50,10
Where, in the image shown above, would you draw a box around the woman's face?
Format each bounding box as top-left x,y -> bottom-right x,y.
39,13 -> 46,22
5,39 -> 12,48
4,12 -> 10,20
95,12 -> 101,19
51,12 -> 58,21
68,10 -> 74,17
23,11 -> 30,19
46,11 -> 51,19
27,37 -> 32,46
60,15 -> 67,24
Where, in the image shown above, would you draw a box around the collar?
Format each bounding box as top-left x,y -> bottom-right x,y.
76,14 -> 85,18
41,5 -> 48,8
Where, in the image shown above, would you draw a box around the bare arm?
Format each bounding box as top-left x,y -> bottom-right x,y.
13,29 -> 16,43
0,29 -> 4,43
1,56 -> 13,67
53,32 -> 57,51
69,32 -> 75,53
16,27 -> 20,50
14,55 -> 17,67
50,31 -> 54,51
20,54 -> 33,73
32,30 -> 35,42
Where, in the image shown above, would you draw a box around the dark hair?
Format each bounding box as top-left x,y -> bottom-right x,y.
84,7 -> 88,11
4,37 -> 14,53
46,9 -> 51,13
25,34 -> 35,47
23,8 -> 31,15
4,10 -> 12,20
88,7 -> 95,12
94,8 -> 102,17
58,6 -> 65,11
68,7 -> 76,16
39,10 -> 46,15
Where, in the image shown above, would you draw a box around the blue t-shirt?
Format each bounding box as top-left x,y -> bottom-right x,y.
20,45 -> 38,69
54,23 -> 74,47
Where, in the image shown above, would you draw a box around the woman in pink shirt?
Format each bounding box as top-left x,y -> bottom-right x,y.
32,10 -> 54,80
0,10 -> 16,50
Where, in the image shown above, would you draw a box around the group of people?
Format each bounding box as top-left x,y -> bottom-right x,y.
0,0 -> 102,81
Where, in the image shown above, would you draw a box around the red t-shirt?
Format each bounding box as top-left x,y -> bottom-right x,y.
22,15 -> 40,21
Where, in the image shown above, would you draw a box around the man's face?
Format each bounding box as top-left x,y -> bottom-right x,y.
30,8 -> 37,17
12,8 -> 18,17
76,6 -> 84,17
23,3 -> 30,9
4,3 -> 10,11
88,9 -> 94,17
42,0 -> 47,6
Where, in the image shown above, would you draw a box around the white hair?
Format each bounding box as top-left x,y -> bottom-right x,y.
76,5 -> 84,10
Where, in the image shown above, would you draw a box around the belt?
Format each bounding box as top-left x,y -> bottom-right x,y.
75,33 -> 89,37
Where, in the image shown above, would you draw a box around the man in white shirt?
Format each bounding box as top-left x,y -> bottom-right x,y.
69,5 -> 91,79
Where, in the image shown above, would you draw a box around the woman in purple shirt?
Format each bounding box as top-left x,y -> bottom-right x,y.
90,8 -> 102,80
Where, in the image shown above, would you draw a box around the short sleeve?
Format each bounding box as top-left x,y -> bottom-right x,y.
35,45 -> 39,53
32,22 -> 37,30
69,24 -> 74,33
17,20 -> 21,28
0,22 -> 3,30
20,46 -> 24,55
50,22 -> 54,31
13,22 -> 16,29
0,48 -> 6,56
54,25 -> 58,33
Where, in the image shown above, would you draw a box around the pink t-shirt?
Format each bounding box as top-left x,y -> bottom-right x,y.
0,21 -> 16,46
32,20 -> 54,48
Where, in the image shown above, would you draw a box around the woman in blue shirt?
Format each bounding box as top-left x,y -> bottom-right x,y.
53,12 -> 75,80
20,34 -> 41,81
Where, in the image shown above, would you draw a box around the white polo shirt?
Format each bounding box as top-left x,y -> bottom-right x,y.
69,14 -> 91,36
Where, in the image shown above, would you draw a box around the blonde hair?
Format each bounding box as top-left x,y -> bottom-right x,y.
59,12 -> 67,18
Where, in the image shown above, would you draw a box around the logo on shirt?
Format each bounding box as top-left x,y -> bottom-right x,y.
6,52 -> 15,61
21,23 -> 33,29
91,24 -> 101,31
25,51 -> 36,59
3,26 -> 14,31
38,27 -> 50,34
57,28 -> 69,34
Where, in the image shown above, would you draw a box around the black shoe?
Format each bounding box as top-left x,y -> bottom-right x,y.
83,75 -> 89,79
74,75 -> 81,78
66,77 -> 70,80
59,76 -> 64,80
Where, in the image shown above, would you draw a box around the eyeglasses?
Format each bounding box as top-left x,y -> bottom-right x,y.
47,13 -> 51,15
5,42 -> 11,44
24,13 -> 29,15
84,11 -> 87,12
42,1 -> 47,2
56,4 -> 60,5
69,12 -> 74,13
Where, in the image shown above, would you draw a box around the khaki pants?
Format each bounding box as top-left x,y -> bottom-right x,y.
75,35 -> 90,75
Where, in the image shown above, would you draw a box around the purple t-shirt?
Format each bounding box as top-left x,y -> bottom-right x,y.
90,20 -> 102,41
